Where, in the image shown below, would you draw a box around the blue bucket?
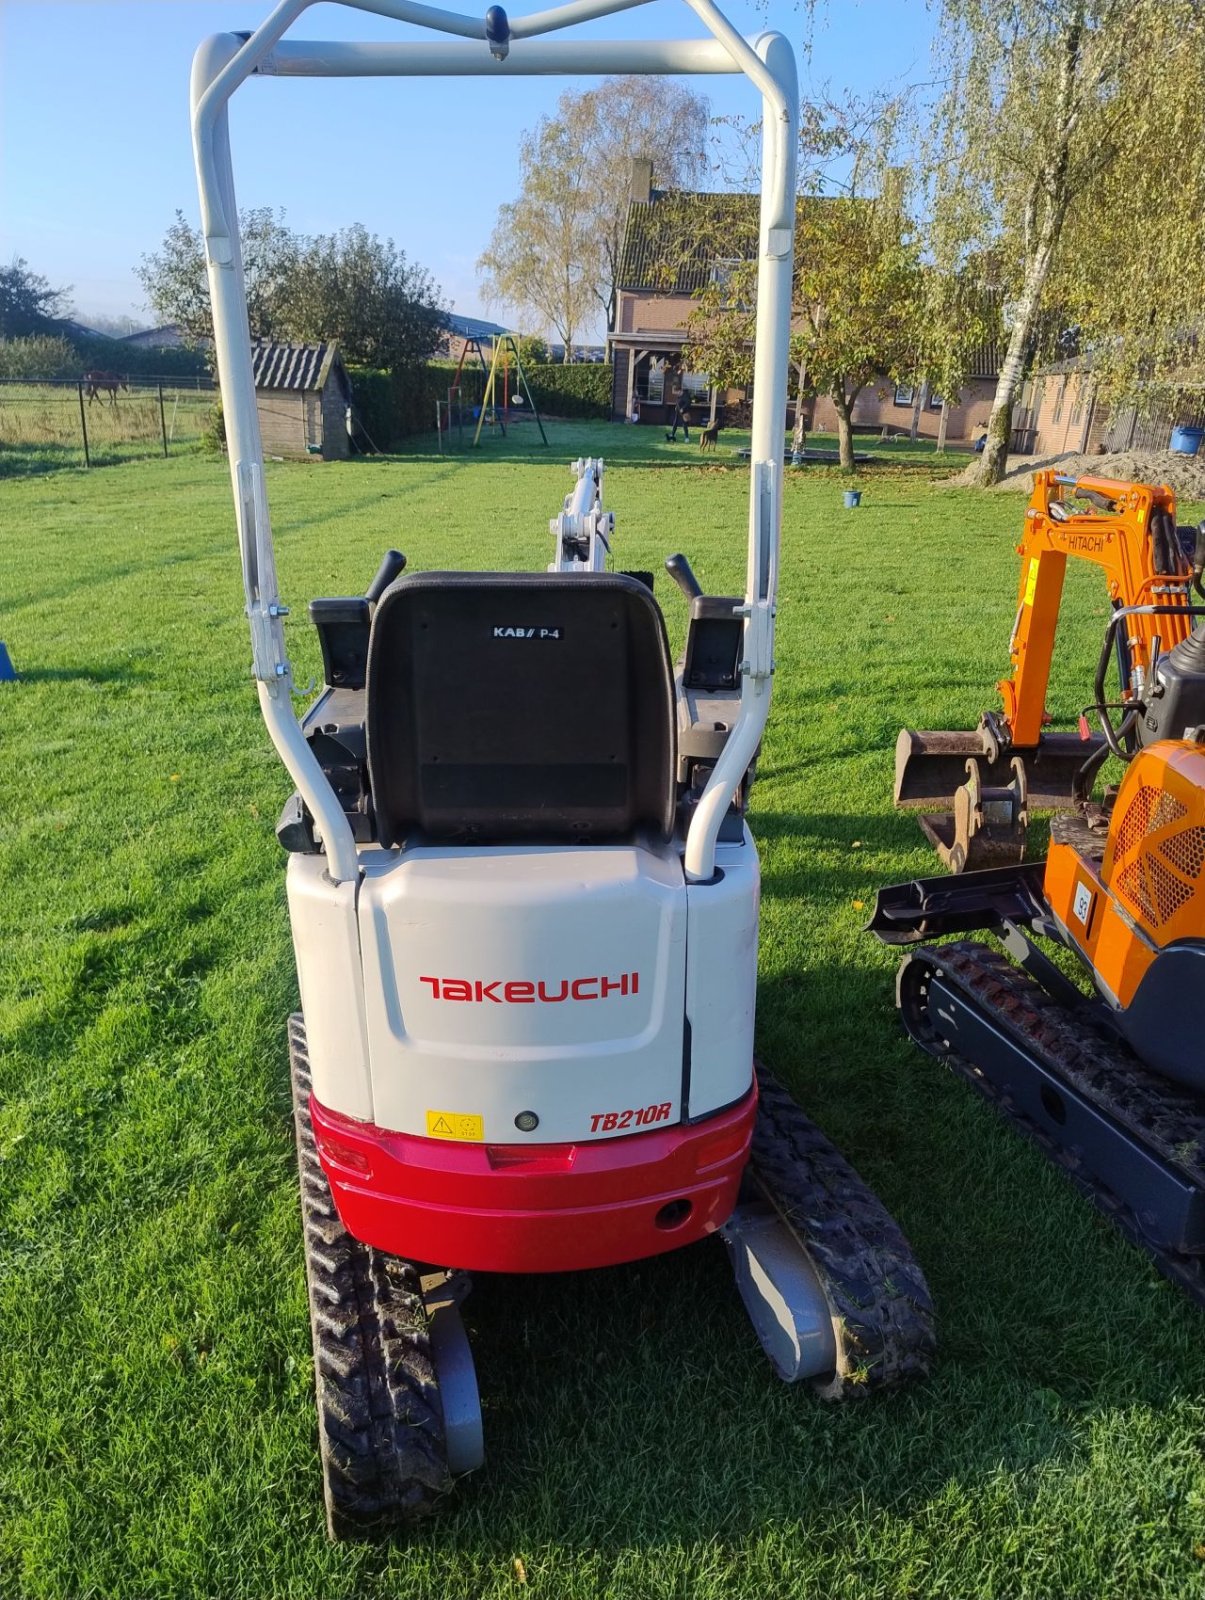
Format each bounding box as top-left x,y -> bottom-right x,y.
1170,425 -> 1204,456
843,489 -> 862,509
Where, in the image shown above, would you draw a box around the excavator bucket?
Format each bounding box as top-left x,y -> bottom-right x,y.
894,728 -> 1103,812
906,756 -> 1029,874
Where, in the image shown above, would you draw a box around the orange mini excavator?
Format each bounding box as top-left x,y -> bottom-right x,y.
873,472 -> 1205,1304
895,470 -> 1202,871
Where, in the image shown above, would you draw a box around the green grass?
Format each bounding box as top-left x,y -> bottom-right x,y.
2,423 -> 1205,1599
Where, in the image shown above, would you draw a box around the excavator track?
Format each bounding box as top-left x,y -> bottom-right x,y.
289,1015 -> 452,1538
896,944 -> 1205,1307
748,1063 -> 936,1397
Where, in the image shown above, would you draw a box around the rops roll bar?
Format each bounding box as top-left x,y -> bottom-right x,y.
191,0 -> 797,883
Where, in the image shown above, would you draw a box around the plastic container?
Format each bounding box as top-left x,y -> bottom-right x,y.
843,489 -> 862,509
1170,425 -> 1204,455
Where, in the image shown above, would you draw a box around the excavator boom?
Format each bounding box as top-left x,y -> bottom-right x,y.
896,470 -> 1201,871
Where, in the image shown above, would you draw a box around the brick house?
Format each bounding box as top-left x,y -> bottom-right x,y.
610,163 -> 759,427
611,164 -> 1002,445
809,350 -> 1002,445
441,313 -> 512,365
251,341 -> 353,460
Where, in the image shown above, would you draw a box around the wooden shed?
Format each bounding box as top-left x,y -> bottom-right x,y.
251,340 -> 352,460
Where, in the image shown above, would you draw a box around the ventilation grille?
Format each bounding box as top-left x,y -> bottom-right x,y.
1117,860 -> 1158,923
1157,824 -> 1205,879
1114,791 -> 1205,927
1114,785 -> 1187,858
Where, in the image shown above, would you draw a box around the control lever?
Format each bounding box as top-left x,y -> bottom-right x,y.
665,552 -> 702,601
366,548 -> 406,605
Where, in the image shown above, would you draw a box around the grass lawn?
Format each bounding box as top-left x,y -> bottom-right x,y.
2,422 -> 1204,1599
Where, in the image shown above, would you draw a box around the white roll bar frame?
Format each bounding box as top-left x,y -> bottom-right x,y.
191,0 -> 796,884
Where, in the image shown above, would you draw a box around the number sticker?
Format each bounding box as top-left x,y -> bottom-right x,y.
1072,881 -> 1093,927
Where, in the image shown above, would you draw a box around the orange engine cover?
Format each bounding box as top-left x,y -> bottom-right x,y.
1044,741 -> 1205,1008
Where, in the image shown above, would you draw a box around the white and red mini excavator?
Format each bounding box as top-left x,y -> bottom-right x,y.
192,0 -> 934,1537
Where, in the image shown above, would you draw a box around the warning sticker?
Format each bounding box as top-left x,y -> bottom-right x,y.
426,1109 -> 485,1142
1023,559 -> 1039,607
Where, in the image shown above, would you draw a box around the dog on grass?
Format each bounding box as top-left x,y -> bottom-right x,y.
699,421 -> 720,453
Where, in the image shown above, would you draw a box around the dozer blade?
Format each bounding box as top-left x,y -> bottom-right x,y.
866,860 -> 1048,944
894,727 -> 1104,812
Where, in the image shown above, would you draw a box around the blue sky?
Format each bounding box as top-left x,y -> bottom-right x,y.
0,0 -> 935,339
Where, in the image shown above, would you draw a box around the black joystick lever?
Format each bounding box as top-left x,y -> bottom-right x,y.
366,549 -> 406,605
665,552 -> 702,601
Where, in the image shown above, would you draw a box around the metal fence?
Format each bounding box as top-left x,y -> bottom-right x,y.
0,375 -> 217,472
1099,397 -> 1205,455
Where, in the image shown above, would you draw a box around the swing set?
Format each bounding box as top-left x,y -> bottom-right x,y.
437,333 -> 548,450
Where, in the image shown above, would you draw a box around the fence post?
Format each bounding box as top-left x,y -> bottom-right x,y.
158,383 -> 168,457
77,382 -> 90,468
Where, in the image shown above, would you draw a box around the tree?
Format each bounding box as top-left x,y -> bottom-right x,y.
677,163 -> 928,470
1049,7 -> 1205,412
136,213 -> 444,371
279,225 -> 445,371
478,77 -> 709,347
790,192 -> 925,468
929,0 -> 1205,485
0,258 -> 70,339
137,208 -> 299,345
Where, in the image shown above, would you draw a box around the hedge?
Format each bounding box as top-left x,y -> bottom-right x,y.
523,363 -> 612,419
347,365 -> 451,447
345,360 -> 614,444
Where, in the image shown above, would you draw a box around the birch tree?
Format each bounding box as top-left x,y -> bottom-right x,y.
933,0 -> 1204,485
477,78 -> 709,350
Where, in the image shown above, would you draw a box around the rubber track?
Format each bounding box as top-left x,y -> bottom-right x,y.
289,1015 -> 451,1538
748,1062 -> 936,1399
899,943 -> 1205,1307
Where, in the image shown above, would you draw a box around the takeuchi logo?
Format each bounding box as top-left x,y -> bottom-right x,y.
419,973 -> 640,1003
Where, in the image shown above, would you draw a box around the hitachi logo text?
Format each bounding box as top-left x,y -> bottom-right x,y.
419,972 -> 639,1003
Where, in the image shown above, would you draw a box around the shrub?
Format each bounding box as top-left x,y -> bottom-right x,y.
0,335 -> 78,380
523,363 -> 612,419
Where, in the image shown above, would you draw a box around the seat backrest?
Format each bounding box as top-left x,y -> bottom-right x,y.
366,571 -> 676,847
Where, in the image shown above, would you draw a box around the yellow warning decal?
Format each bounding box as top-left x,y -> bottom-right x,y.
426,1110 -> 485,1142
1023,559 -> 1039,607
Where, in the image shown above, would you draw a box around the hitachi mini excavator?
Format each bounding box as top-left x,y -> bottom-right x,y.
192,0 -> 933,1539
873,470 -> 1205,1306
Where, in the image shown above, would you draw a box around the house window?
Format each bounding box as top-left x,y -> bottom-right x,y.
1051,377 -> 1067,424
646,361 -> 665,404
1069,383 -> 1084,427
893,384 -> 915,407
711,257 -> 748,310
929,392 -> 944,410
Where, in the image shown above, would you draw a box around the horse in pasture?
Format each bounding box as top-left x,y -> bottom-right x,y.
83,371 -> 128,406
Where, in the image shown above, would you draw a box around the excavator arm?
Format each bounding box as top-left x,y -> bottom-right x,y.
895,470 -> 1199,872
1001,472 -> 1193,747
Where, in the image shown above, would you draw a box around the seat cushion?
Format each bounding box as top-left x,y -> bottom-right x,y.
366,571 -> 676,847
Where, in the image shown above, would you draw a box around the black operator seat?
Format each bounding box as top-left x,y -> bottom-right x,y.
365,571 -> 676,847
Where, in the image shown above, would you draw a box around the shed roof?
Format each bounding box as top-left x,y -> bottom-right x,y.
250,341 -> 344,392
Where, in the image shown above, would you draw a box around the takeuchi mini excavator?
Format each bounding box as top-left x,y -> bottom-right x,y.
192,0 -> 934,1539
873,472 -> 1205,1308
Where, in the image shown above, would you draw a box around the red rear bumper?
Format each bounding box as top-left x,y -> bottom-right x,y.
309,1087 -> 756,1273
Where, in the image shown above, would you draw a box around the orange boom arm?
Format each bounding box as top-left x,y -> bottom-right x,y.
1001,471 -> 1196,747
